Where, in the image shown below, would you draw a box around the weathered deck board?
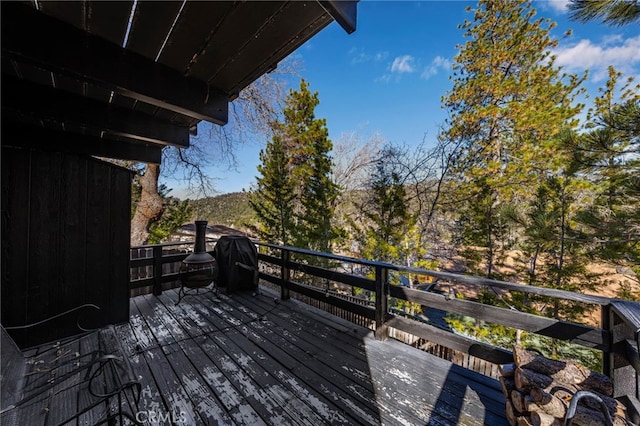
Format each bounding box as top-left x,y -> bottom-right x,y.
113,320 -> 169,421
156,292 -> 322,425
148,292 -> 292,425
112,287 -> 507,425
133,295 -> 237,425
160,290 -> 355,425
197,293 -> 380,424
234,290 -> 505,425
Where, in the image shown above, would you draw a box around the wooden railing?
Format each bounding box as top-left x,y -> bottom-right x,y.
129,240 -> 640,418
130,240 -> 216,296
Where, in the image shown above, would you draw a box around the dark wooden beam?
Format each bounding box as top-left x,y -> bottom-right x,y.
1,2 -> 228,125
2,76 -> 189,148
2,123 -> 162,164
319,0 -> 358,34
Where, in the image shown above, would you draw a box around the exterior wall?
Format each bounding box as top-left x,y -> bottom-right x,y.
1,146 -> 132,348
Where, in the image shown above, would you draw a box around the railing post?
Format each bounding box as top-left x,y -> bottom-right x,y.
153,245 -> 163,296
609,301 -> 640,402
602,304 -> 613,380
374,265 -> 388,340
281,249 -> 290,300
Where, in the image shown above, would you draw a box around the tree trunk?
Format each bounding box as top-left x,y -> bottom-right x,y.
486,202 -> 494,278
131,163 -> 164,246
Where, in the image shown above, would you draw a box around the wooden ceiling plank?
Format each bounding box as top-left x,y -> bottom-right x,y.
2,3 -> 228,125
12,62 -> 51,87
2,76 -> 190,148
2,123 -> 163,164
155,1 -> 235,72
37,1 -> 86,30
215,4 -> 333,95
125,1 -> 185,60
133,100 -> 160,117
85,1 -> 134,47
184,1 -> 287,85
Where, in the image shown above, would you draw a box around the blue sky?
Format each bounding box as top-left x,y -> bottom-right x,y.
172,0 -> 640,198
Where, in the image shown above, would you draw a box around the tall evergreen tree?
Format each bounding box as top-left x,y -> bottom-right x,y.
297,136 -> 341,252
455,177 -> 509,279
504,173 -> 598,316
249,133 -> 296,245
130,66 -> 292,245
355,146 -> 415,264
251,79 -> 340,251
570,68 -> 640,280
280,79 -> 340,251
439,0 -> 585,277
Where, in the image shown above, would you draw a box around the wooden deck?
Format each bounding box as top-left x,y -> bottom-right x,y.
116,287 -> 508,425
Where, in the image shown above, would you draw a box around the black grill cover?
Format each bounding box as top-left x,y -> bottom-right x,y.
213,236 -> 258,293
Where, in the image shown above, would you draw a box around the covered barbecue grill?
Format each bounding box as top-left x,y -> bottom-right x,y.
213,236 -> 258,294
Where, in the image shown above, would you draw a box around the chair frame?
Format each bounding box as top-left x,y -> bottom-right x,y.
1,305 -> 141,425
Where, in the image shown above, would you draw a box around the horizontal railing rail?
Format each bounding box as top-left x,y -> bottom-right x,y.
251,241 -> 640,407
129,240 -> 217,295
255,244 -> 608,360
130,239 -> 640,411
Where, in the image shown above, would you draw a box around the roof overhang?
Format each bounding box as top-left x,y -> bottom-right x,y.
1,1 -> 358,164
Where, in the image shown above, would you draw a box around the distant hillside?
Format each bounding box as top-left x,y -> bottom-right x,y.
189,192 -> 256,231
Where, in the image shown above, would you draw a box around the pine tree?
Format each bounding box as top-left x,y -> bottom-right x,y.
454,177 -> 510,279
356,146 -> 415,264
440,0 -> 585,278
248,133 -> 296,245
507,174 -> 597,314
250,79 -> 340,251
569,0 -> 640,26
571,68 -> 640,281
297,138 -> 341,252
280,79 -> 340,251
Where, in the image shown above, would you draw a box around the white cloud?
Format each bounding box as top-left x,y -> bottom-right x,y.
390,55 -> 416,73
374,52 -> 388,62
349,47 -> 389,65
602,34 -> 624,46
421,56 -> 451,79
374,74 -> 393,84
554,35 -> 640,81
546,0 -> 570,13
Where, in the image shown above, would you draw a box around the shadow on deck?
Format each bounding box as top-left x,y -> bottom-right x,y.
116,286 -> 507,425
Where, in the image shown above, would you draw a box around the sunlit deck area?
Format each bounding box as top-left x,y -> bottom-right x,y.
118,286 -> 507,425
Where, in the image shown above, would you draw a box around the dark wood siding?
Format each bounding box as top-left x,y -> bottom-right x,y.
1,146 -> 132,347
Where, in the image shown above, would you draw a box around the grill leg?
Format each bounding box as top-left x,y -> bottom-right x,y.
175,286 -> 186,305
